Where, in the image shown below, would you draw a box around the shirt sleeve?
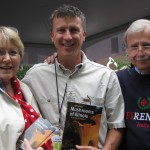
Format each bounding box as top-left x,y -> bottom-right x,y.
105,71 -> 125,129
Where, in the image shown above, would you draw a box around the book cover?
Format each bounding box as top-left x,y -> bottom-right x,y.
61,101 -> 103,150
20,117 -> 59,149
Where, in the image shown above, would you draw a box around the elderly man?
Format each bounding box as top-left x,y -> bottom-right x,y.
117,19 -> 150,150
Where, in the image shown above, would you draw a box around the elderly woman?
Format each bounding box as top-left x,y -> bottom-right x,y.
0,26 -> 51,150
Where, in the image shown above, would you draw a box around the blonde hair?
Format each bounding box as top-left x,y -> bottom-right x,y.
0,26 -> 24,58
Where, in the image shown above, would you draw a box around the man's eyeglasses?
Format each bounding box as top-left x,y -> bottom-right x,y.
127,43 -> 150,56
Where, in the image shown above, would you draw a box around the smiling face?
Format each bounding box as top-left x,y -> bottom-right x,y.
0,41 -> 21,82
50,16 -> 86,59
126,27 -> 150,74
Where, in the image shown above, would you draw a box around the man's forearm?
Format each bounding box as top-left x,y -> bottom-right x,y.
103,128 -> 123,150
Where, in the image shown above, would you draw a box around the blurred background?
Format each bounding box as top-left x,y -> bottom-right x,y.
1,0 -> 150,66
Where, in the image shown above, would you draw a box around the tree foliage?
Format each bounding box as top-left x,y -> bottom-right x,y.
107,55 -> 131,71
16,65 -> 31,80
114,55 -> 131,70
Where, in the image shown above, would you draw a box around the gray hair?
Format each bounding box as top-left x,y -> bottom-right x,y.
0,26 -> 24,58
49,4 -> 86,32
124,19 -> 150,44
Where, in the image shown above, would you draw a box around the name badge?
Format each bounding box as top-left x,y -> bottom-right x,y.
52,134 -> 62,150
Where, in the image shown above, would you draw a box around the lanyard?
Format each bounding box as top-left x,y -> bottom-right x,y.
55,61 -> 67,129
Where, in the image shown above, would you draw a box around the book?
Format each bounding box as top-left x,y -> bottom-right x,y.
20,117 -> 59,150
61,101 -> 103,150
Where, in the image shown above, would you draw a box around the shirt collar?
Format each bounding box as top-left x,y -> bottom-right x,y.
134,67 -> 141,74
134,67 -> 150,75
54,51 -> 88,73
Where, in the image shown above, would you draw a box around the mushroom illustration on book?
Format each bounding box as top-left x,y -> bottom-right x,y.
61,101 -> 103,150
